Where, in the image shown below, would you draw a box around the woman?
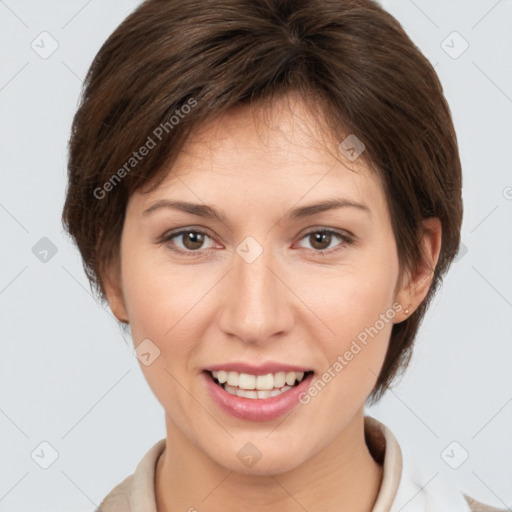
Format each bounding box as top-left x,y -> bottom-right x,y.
61,0 -> 503,510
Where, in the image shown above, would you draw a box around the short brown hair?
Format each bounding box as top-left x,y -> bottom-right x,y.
62,0 -> 463,404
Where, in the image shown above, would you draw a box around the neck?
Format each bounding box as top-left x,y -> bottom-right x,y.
155,409 -> 383,512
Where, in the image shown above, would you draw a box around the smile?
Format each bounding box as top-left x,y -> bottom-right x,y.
203,366 -> 315,421
210,370 -> 310,399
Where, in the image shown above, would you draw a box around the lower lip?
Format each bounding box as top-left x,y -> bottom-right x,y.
202,371 -> 314,422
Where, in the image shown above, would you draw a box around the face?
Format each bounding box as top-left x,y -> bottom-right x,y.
107,94 -> 419,475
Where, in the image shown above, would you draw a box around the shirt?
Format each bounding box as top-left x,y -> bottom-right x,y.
96,415 -> 504,511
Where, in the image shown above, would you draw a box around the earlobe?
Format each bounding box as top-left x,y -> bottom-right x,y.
394,217 -> 442,322
102,262 -> 129,324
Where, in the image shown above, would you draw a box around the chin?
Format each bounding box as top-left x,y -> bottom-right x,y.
208,441 -> 309,477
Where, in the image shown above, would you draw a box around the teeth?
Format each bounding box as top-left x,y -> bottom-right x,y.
286,371 -> 298,385
273,371 -> 286,388
227,371 -> 239,386
238,373 -> 256,390
224,383 -> 293,399
237,389 -> 258,399
211,370 -> 307,390
256,373 -> 274,390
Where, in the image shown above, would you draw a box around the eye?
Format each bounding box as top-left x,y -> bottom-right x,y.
162,229 -> 216,255
296,229 -> 353,255
159,227 -> 354,258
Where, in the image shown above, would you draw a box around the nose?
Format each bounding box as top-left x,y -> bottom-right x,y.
217,245 -> 295,345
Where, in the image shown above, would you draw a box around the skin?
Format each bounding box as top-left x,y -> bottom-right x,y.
104,92 -> 442,512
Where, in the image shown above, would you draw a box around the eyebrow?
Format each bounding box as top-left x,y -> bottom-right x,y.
142,198 -> 372,224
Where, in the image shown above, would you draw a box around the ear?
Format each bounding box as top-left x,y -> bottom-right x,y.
394,217 -> 442,323
102,259 -> 129,324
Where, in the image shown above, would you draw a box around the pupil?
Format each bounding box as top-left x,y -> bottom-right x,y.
312,232 -> 330,250
185,232 -> 203,250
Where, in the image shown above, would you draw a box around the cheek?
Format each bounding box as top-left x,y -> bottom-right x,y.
121,244 -> 197,338
305,284 -> 394,416
120,247 -> 212,386
310,250 -> 399,374
321,262 -> 397,329
119,252 -> 202,416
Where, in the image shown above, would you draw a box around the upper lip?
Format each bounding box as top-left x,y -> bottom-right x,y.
204,362 -> 314,376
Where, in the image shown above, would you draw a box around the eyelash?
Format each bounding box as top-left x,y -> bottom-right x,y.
159,228 -> 354,258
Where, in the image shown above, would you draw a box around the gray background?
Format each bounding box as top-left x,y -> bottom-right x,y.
0,1 -> 511,511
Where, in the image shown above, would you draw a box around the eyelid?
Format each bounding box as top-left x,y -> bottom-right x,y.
296,225 -> 355,242
293,228 -> 354,254
159,227 -> 219,253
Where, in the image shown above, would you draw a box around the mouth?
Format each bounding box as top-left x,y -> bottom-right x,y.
205,369 -> 315,400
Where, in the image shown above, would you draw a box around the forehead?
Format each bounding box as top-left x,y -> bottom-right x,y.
132,94 -> 387,216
